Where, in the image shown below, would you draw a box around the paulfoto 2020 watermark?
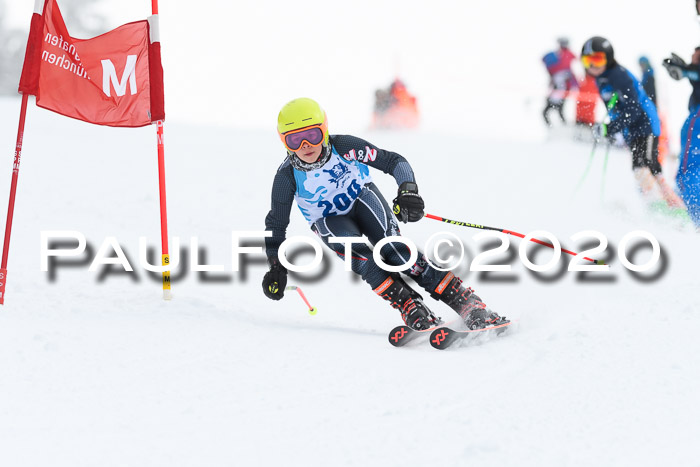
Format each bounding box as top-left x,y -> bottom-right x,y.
39,229 -> 664,281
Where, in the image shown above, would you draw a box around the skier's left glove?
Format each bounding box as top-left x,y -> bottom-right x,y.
262,257 -> 287,301
392,181 -> 424,223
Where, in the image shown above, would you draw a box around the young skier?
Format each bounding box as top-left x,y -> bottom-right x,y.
261,97 -> 507,330
581,37 -> 684,209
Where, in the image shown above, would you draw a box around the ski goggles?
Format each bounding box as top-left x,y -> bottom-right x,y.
281,125 -> 326,152
581,52 -> 607,69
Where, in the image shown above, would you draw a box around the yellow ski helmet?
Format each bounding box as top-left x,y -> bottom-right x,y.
277,98 -> 329,152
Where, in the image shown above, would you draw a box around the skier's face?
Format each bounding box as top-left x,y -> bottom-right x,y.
295,142 -> 323,163
586,65 -> 605,77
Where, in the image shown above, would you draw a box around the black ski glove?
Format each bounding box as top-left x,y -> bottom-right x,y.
262,257 -> 287,300
662,53 -> 688,80
392,181 -> 424,223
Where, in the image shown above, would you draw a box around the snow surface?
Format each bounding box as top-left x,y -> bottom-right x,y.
0,96 -> 698,467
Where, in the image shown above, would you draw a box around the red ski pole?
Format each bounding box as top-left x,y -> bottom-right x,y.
424,213 -> 605,265
285,286 -> 317,315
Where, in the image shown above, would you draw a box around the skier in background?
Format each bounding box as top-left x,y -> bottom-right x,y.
542,37 -> 578,126
638,56 -> 657,105
581,36 -> 685,209
371,78 -> 419,129
662,47 -> 700,227
262,98 -> 507,330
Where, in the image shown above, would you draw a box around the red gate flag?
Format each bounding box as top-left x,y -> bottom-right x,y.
18,0 -> 164,127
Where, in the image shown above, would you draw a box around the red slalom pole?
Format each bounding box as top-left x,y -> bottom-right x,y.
151,0 -> 171,300
155,120 -> 171,299
424,213 -> 605,265
0,94 -> 30,304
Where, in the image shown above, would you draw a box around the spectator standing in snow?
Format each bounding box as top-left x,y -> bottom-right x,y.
542,37 -> 578,126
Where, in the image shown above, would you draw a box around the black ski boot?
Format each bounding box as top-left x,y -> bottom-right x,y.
375,275 -> 442,330
433,273 -> 506,330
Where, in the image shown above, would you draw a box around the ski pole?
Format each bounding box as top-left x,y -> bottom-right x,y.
285,286 -> 318,315
596,93 -> 618,203
600,142 -> 611,203
424,213 -> 606,265
572,93 -> 617,201
571,138 -> 598,200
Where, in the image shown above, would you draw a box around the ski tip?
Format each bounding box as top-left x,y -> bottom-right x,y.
388,325 -> 413,347
430,327 -> 456,350
429,320 -> 514,350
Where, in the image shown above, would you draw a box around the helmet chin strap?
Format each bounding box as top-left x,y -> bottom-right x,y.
288,143 -> 331,172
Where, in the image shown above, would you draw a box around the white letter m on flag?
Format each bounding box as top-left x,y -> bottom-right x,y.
101,55 -> 138,97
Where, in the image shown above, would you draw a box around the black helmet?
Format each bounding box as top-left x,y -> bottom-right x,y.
582,36 -> 615,67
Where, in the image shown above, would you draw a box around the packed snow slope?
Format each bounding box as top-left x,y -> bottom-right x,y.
0,97 -> 698,467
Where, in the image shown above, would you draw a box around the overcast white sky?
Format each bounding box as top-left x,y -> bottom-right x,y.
4,0 -> 700,138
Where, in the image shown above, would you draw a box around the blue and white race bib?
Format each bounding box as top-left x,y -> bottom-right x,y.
293,148 -> 372,223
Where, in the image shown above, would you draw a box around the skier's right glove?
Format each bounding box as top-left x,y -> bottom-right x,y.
662,53 -> 688,80
392,181 -> 425,223
262,257 -> 287,301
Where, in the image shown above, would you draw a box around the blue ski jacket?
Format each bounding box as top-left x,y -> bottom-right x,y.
594,63 -> 660,142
